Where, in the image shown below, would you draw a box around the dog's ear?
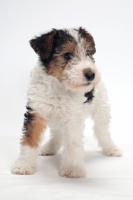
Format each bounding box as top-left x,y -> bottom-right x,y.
29,29 -> 57,59
78,27 -> 96,55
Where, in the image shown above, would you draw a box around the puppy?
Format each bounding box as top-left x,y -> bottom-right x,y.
12,28 -> 122,178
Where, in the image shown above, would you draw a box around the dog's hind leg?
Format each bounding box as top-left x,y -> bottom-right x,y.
11,109 -> 46,175
41,129 -> 62,156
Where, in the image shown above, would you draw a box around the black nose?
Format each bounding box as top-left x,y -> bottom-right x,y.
84,72 -> 95,81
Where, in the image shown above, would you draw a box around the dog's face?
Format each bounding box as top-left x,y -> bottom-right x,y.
30,28 -> 100,92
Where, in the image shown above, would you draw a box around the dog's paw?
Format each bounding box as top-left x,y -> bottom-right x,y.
11,162 -> 36,175
102,147 -> 122,157
59,166 -> 86,178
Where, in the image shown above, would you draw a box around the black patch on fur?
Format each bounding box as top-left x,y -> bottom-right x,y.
52,30 -> 74,51
30,29 -> 57,59
26,106 -> 33,111
22,106 -> 34,134
39,30 -> 75,68
84,89 -> 94,103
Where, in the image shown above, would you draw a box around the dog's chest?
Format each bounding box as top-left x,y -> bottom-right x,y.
28,70 -> 94,120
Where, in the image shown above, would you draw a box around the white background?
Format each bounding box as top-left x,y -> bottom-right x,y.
0,1 -> 133,200
0,0 -> 133,137
0,0 -> 133,138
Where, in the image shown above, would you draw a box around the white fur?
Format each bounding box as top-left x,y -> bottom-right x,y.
11,146 -> 39,175
12,61 -> 122,177
41,129 -> 62,156
12,29 -> 122,178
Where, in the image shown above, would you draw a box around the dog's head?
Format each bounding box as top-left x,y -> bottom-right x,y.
30,28 -> 100,92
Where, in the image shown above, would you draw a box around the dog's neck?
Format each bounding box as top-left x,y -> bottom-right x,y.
34,60 -> 94,103
45,72 -> 94,104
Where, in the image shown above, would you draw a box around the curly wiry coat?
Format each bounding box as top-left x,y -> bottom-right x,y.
12,28 -> 122,178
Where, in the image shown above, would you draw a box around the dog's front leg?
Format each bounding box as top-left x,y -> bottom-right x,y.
59,117 -> 86,178
12,111 -> 46,175
91,82 -> 122,157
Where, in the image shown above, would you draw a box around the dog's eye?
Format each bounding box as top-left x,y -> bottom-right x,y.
64,52 -> 72,60
86,51 -> 90,56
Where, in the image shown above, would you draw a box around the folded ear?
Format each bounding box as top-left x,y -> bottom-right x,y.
78,27 -> 96,55
29,29 -> 57,59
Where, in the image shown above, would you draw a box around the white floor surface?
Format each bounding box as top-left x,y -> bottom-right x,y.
0,135 -> 133,200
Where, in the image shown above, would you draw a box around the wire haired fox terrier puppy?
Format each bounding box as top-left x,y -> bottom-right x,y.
12,27 -> 122,178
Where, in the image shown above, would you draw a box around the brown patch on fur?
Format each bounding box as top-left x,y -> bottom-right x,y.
61,41 -> 76,54
47,41 -> 76,81
79,27 -> 96,55
47,61 -> 66,81
21,113 -> 46,147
